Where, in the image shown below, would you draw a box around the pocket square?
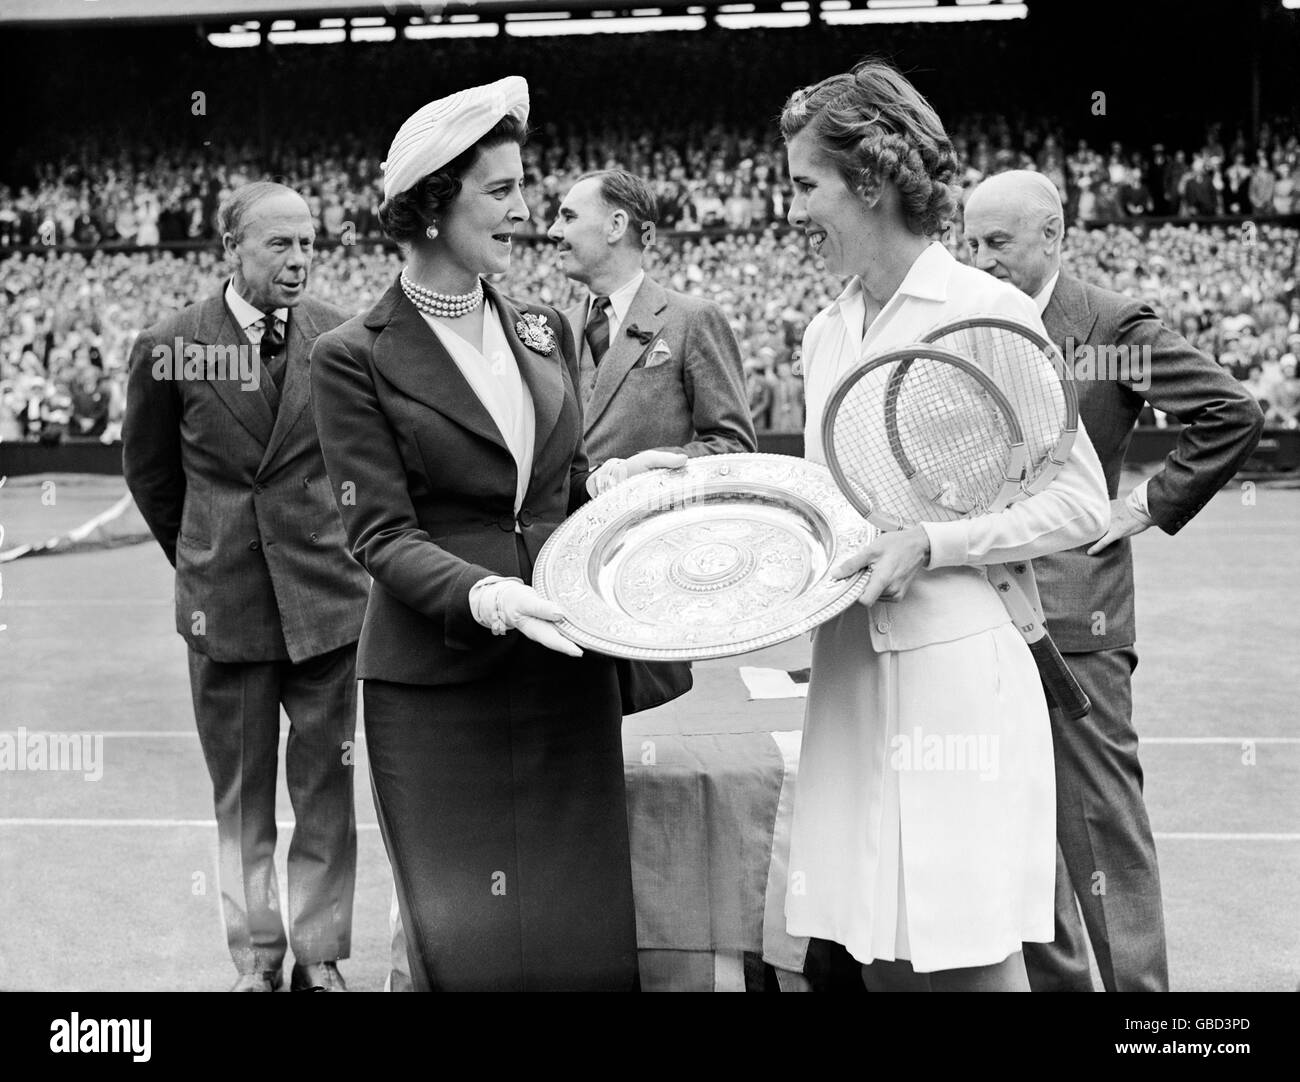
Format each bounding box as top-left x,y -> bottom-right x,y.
644,339 -> 672,368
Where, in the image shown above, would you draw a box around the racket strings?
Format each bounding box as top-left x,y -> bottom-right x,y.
831,356 -> 1016,524
925,326 -> 1070,486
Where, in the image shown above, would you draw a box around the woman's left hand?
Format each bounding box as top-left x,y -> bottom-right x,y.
588,450 -> 689,497
831,527 -> 932,607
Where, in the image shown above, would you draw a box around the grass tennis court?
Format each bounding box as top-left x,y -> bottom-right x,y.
0,472 -> 1296,991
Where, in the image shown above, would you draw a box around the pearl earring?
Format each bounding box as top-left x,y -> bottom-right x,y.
425,223 -> 439,240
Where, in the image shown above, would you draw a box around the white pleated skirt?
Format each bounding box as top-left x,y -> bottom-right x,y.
784,601 -> 1056,973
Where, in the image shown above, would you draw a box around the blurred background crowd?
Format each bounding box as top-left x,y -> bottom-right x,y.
3,21 -> 1299,441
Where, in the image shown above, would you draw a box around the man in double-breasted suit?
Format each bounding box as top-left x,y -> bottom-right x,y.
965,171 -> 1264,991
123,182 -> 370,992
548,170 -> 756,717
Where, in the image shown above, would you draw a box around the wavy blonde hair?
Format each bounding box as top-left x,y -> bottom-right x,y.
780,59 -> 960,237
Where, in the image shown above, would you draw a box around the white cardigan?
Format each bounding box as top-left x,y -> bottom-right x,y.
801,242 -> 1109,653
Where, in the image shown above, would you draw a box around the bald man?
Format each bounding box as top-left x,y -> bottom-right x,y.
124,182 -> 369,991
964,171 -> 1263,992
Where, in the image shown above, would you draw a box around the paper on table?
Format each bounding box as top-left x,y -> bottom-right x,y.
739,667 -> 810,700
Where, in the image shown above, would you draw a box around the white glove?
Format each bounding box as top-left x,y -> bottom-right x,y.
587,450 -> 689,497
474,579 -> 582,658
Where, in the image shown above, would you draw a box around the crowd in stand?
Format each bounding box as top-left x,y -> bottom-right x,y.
5,118 -> 1300,252
4,26 -> 1299,442
4,217 -> 1299,443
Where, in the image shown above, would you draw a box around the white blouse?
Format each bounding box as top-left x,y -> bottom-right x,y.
419,297 -> 535,517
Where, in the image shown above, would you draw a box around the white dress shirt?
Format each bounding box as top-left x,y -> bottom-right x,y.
588,269 -> 645,342
801,241 -> 1109,651
224,279 -> 287,343
1031,270 -> 1060,316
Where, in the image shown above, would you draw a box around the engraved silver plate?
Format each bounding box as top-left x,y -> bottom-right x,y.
533,453 -> 877,661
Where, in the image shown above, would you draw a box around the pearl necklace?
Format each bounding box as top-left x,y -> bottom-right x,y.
400,269 -> 483,319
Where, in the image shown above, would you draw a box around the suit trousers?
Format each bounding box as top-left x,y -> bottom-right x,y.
187,642 -> 358,975
1024,646 -> 1169,991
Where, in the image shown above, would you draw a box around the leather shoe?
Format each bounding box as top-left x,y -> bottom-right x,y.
291,961 -> 348,992
231,970 -> 283,992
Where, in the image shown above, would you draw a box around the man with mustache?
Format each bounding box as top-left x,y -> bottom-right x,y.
123,182 -> 369,991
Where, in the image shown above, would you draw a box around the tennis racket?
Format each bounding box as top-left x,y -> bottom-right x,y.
822,338 -> 1091,719
919,316 -> 1086,717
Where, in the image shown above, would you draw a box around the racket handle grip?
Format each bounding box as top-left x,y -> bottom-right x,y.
1027,636 -> 1091,720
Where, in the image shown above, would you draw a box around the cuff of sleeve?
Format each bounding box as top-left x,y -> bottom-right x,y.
920,520 -> 970,570
1125,479 -> 1155,526
469,575 -> 516,628
446,563 -> 510,650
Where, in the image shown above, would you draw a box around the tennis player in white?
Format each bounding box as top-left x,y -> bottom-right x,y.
780,60 -> 1109,991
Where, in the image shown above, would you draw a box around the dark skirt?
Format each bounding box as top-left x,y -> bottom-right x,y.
364,641 -> 639,991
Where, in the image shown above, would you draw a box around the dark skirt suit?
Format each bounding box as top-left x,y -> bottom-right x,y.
310,277 -> 638,991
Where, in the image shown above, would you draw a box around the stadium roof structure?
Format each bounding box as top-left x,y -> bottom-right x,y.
0,0 -> 1033,29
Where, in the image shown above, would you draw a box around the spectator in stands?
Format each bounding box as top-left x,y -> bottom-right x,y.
769,356 -> 803,433
1265,357 -> 1300,427
1272,163 -> 1295,216
1163,150 -> 1189,214
744,355 -> 772,431
1182,157 -> 1220,216
1225,152 -> 1253,214
69,367 -> 109,438
1119,167 -> 1153,218
1148,145 -> 1172,216
1250,153 -> 1277,215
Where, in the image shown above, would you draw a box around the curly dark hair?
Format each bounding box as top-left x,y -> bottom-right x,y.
779,59 -> 960,238
378,115 -> 528,244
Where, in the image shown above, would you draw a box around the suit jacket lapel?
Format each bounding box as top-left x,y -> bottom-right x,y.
259,304 -> 317,471
484,280 -> 565,496
1042,273 -> 1099,354
368,278 -> 508,454
194,294 -> 275,447
584,277 -> 667,433
564,300 -> 586,346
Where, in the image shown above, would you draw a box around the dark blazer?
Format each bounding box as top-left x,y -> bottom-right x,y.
123,290 -> 369,664
1037,273 -> 1265,651
565,275 -> 756,467
310,277 -> 589,686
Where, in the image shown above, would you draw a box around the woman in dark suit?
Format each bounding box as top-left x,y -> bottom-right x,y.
311,78 -> 678,991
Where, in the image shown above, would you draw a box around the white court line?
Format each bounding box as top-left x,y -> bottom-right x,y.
0,818 -> 382,830
1153,833 -> 1300,841
1142,737 -> 1300,745
83,731 -> 367,740
0,819 -> 1295,840
2,599 -> 170,606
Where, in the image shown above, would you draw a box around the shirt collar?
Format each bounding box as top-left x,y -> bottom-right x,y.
1032,270 -> 1061,315
225,279 -> 288,330
829,240 -> 952,315
591,269 -> 645,326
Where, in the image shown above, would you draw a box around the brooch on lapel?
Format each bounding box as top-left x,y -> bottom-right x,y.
625,323 -> 654,345
515,313 -> 556,355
